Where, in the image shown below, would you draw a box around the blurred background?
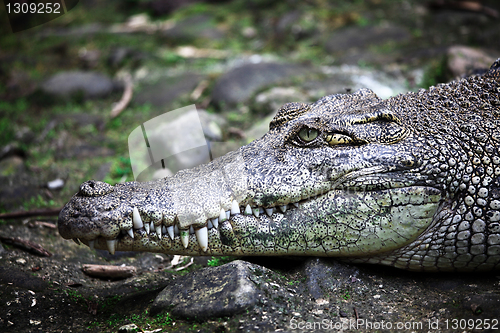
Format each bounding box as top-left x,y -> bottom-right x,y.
1,0 -> 499,213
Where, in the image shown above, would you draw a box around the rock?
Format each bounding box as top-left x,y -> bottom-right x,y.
303,65 -> 408,100
254,87 -> 308,115
151,260 -> 262,319
325,24 -> 412,54
0,267 -> 48,291
41,71 -> 119,100
46,178 -> 64,190
134,73 -> 203,108
447,45 -> 497,78
118,323 -> 139,333
0,156 -> 24,177
211,62 -> 310,108
162,14 -> 225,42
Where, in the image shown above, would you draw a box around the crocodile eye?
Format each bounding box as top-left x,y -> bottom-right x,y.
326,133 -> 353,145
298,127 -> 319,142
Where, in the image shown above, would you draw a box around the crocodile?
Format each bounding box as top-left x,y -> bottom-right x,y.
58,59 -> 500,272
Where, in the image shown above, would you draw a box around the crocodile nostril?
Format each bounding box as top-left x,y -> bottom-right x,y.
79,180 -> 114,197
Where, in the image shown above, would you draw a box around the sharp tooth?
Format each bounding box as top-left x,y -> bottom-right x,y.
265,207 -> 274,216
88,240 -> 95,250
72,238 -> 81,245
127,229 -> 134,239
133,207 -> 144,229
244,204 -> 252,215
259,207 -> 264,214
156,225 -> 162,239
167,226 -> 174,239
231,200 -> 240,215
190,226 -> 194,234
195,227 -> 208,252
212,217 -> 219,229
279,205 -> 287,213
162,225 -> 167,235
252,208 -> 260,218
180,230 -> 189,248
144,222 -> 150,234
106,239 -> 116,255
225,210 -> 230,220
219,208 -> 227,222
208,220 -> 214,229
293,202 -> 299,208
150,222 -> 155,233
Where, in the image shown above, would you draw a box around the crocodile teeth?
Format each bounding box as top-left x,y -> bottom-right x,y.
190,226 -> 194,235
133,207 -> 143,229
156,225 -> 162,239
144,222 -> 150,235
72,238 -> 81,245
293,202 -> 299,208
244,204 -> 252,215
174,225 -> 180,236
162,225 -> 167,235
127,229 -> 134,239
195,227 -> 208,252
279,205 -> 287,213
208,219 -> 213,229
231,200 -> 240,215
252,208 -> 260,218
106,239 -> 116,255
150,222 -> 155,233
219,208 -> 227,222
265,207 -> 274,216
212,217 -> 219,229
225,210 -> 230,220
167,226 -> 174,240
180,230 -> 189,248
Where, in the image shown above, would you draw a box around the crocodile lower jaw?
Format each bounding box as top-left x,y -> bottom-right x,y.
77,199 -> 305,255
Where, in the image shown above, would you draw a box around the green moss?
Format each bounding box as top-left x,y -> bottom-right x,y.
207,256 -> 235,267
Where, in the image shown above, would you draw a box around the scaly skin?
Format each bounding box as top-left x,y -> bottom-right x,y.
58,59 -> 500,272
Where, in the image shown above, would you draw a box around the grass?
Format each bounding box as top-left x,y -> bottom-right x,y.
207,256 -> 235,267
87,309 -> 173,331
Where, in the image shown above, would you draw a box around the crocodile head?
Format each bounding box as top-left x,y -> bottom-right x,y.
59,61 -> 500,271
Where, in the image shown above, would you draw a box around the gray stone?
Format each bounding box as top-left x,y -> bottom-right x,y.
41,71 -> 118,99
134,73 -> 203,108
151,260 -> 262,319
254,87 -> 308,115
447,45 -> 497,78
162,14 -> 225,42
211,62 -> 310,108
